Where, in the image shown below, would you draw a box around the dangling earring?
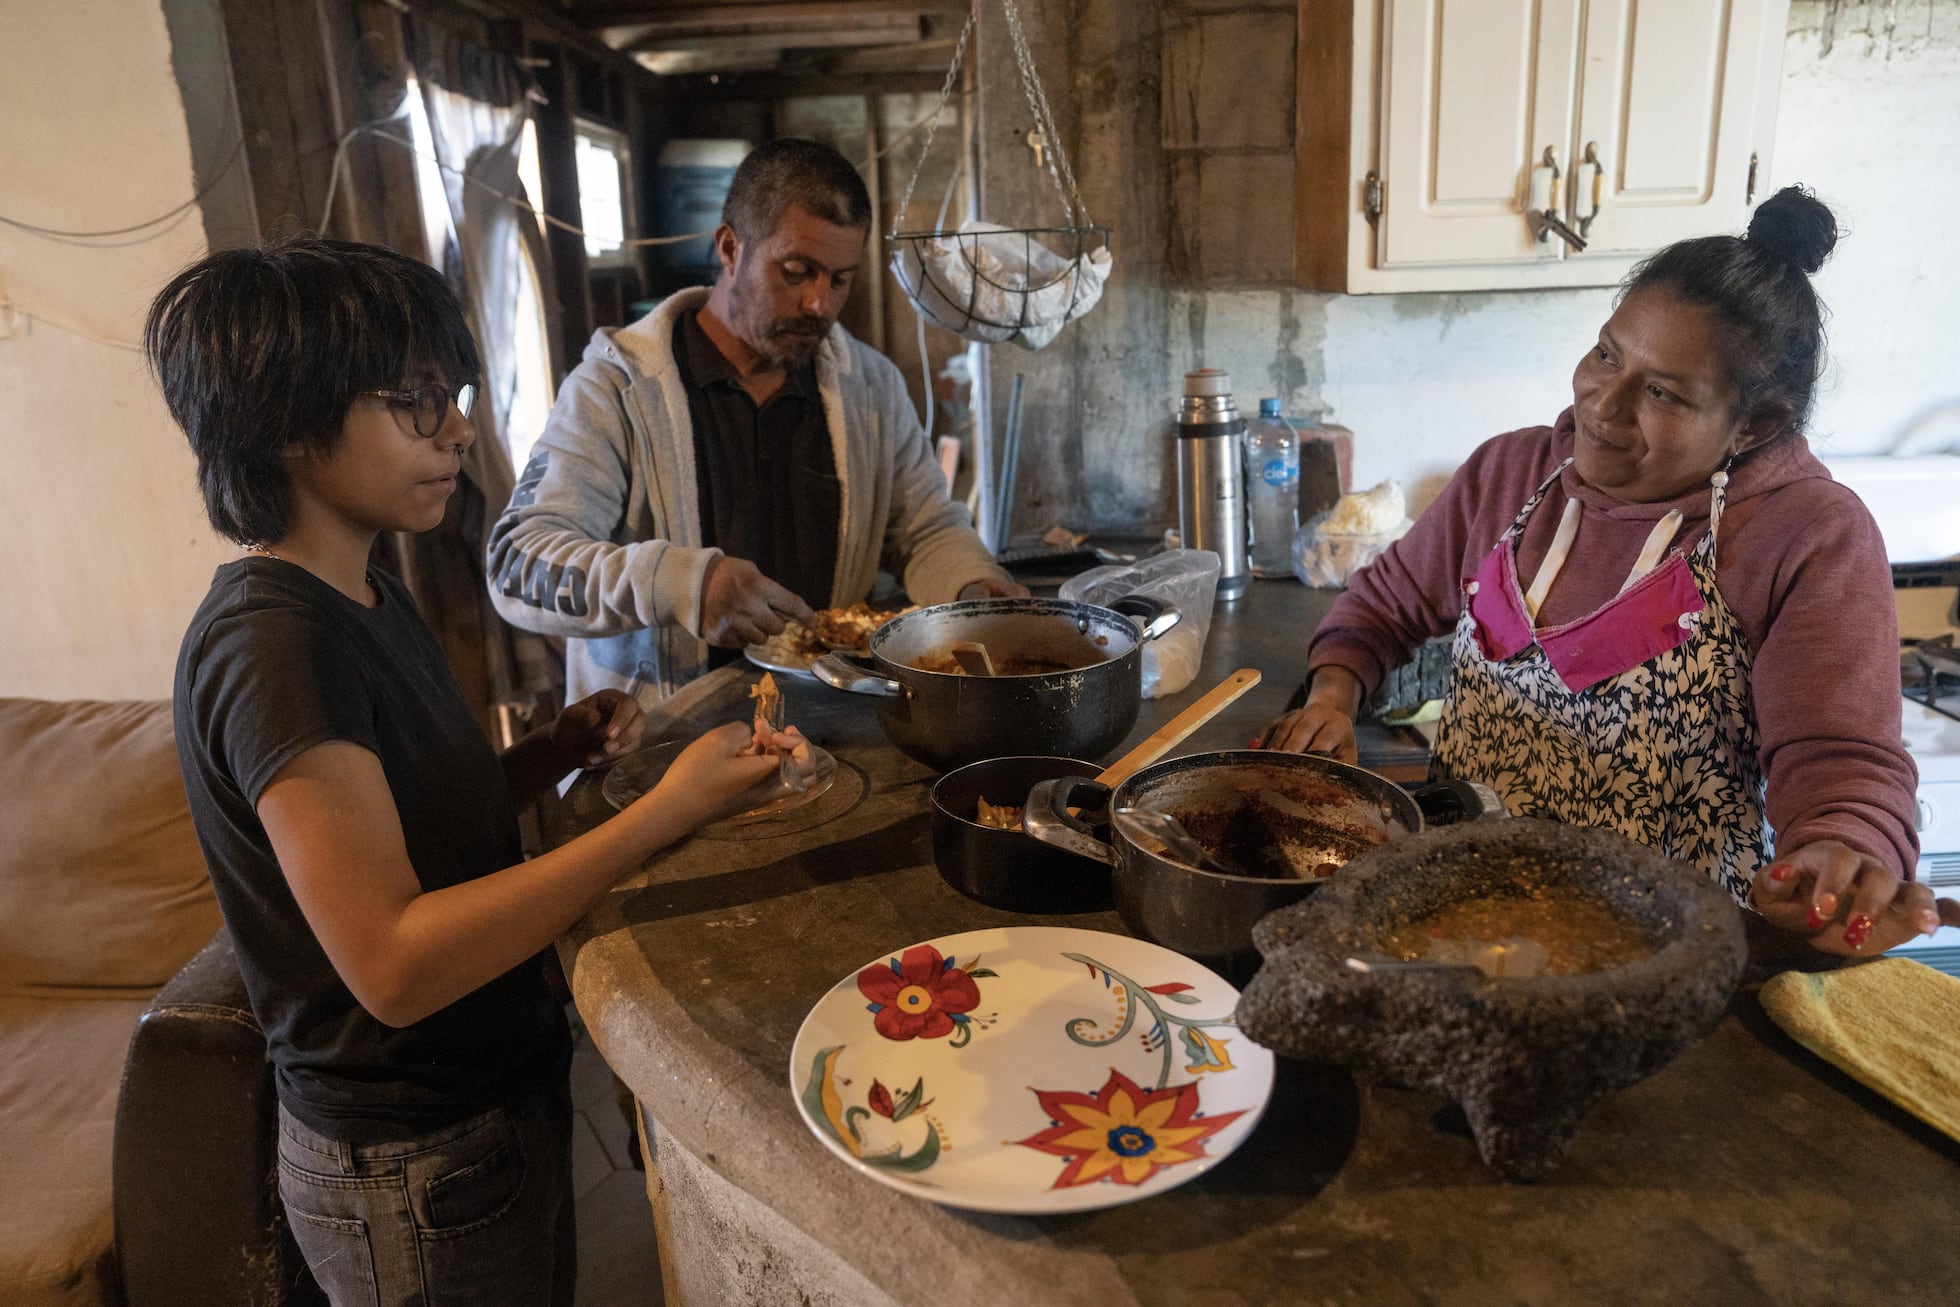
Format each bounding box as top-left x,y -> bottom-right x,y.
1708,454 -> 1734,541
1710,453 -> 1735,491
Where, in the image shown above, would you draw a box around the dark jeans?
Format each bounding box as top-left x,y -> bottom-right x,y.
276,1081 -> 575,1307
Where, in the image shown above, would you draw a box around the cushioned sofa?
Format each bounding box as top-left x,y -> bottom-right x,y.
0,698 -> 320,1306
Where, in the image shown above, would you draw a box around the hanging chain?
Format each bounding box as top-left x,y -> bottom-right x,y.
891,10 -> 977,238
890,0 -> 1093,237
999,0 -> 1090,228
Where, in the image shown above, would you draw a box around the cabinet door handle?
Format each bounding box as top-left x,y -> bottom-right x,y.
1528,146 -> 1588,252
1579,142 -> 1605,238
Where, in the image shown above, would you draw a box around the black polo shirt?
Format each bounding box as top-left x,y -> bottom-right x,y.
674,311 -> 841,664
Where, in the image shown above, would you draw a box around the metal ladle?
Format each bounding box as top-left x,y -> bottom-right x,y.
1112,807 -> 1249,877
1345,937 -> 1549,980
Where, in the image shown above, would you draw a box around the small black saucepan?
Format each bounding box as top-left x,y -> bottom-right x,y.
927,670 -> 1266,915
930,755 -> 1112,913
1024,750 -> 1498,972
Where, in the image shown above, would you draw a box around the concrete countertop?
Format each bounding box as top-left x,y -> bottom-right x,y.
549,580 -> 1960,1306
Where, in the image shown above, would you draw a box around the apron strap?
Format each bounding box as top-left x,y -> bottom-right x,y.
1521,503 -> 1686,620
1619,510 -> 1684,595
1522,499 -> 1581,621
1706,466 -> 1730,563
1505,458 -> 1574,542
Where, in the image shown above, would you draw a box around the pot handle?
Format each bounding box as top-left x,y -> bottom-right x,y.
811,653 -> 907,699
1022,778 -> 1117,866
1410,778 -> 1509,825
1108,595 -> 1182,642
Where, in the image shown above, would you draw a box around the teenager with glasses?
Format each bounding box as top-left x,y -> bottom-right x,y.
147,235 -> 816,1306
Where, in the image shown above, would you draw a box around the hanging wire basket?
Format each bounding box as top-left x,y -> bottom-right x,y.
890,222 -> 1112,348
887,0 -> 1114,350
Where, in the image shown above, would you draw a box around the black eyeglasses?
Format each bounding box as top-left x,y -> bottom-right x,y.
367,382 -> 478,439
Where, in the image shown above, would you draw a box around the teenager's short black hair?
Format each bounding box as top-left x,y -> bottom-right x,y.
721,138 -> 872,247
144,235 -> 480,545
1623,186 -> 1840,433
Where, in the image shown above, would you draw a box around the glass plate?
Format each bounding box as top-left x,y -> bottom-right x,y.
789,926 -> 1275,1214
601,739 -> 838,827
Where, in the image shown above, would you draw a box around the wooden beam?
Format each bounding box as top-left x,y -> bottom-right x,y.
576,2 -> 964,34
442,0 -> 670,87
527,39 -> 595,378
660,69 -> 945,99
613,22 -> 920,56
1294,0 -> 1355,291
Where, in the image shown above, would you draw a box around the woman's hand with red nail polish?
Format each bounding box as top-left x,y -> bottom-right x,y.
1752,840 -> 1960,956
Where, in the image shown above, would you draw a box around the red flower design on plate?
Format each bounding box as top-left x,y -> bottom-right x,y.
857,945 -> 990,1045
1015,1067 -> 1244,1189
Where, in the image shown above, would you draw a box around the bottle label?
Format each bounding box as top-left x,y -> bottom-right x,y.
1260,458 -> 1297,488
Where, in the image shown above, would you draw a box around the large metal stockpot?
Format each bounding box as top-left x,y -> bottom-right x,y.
811,595 -> 1178,772
1023,750 -> 1494,974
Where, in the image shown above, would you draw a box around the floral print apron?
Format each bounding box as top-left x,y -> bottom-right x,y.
1431,461 -> 1768,902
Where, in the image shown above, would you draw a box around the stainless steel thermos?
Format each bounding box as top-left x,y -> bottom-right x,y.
1175,368 -> 1250,600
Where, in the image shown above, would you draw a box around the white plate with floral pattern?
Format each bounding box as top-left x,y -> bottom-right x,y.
788,926 -> 1275,1213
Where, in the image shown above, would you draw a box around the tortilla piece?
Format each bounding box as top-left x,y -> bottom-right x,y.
749,672 -> 783,732
1758,958 -> 1960,1142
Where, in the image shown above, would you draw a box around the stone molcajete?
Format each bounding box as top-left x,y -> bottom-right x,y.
1235,818 -> 1747,1181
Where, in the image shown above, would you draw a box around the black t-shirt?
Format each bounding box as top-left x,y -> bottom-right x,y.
675,309 -> 842,666
174,558 -> 568,1142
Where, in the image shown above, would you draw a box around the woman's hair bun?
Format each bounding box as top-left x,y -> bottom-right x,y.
1745,185 -> 1839,276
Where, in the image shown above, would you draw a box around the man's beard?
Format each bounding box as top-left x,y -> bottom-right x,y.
761,316 -> 830,364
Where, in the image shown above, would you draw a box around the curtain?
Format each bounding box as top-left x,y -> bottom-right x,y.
393,18 -> 562,742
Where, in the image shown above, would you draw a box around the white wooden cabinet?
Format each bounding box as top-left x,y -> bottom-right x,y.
1296,0 -> 1789,292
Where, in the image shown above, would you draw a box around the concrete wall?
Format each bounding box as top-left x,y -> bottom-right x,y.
977,0 -> 1960,536
0,0 -> 227,699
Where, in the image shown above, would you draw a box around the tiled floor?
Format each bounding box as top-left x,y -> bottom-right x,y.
567,1009 -> 666,1307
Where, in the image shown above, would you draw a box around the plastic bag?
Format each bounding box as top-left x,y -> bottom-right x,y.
1291,512 -> 1413,588
891,221 -> 1114,350
1290,479 -> 1412,588
1060,549 -> 1220,697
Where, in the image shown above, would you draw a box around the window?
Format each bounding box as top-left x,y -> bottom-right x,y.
574,119 -> 634,267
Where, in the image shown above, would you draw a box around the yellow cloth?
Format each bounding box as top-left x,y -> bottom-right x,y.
1759,958 -> 1960,1142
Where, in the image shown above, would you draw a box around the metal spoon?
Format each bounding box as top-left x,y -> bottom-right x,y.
1345,937 -> 1549,980
1112,807 -> 1247,876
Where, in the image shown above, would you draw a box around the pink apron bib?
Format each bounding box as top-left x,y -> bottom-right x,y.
1431,461 -> 1769,901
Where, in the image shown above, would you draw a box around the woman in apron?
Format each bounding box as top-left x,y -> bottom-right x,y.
1260,186 -> 1956,957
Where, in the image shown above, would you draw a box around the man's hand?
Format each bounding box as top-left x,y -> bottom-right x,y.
958,578 -> 1030,600
700,555 -> 816,648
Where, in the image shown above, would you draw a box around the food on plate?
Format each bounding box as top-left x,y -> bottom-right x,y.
975,797 -> 1023,830
1377,884 -> 1651,976
795,602 -> 904,655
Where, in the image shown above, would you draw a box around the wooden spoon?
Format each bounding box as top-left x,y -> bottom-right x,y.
1094,667 -> 1262,790
948,640 -> 996,676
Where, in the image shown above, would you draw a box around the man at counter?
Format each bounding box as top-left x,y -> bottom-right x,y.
487,138 -> 1022,703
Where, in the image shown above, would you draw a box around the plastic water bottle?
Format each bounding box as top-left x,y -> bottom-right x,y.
1245,398 -> 1300,577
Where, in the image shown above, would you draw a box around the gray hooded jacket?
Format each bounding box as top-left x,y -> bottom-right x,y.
485,287 -> 1006,704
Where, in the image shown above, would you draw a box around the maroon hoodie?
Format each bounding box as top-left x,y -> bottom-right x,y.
1309,410 -> 1919,877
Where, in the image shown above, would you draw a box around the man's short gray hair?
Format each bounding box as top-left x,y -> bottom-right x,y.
722,138 -> 872,246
